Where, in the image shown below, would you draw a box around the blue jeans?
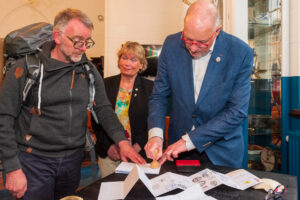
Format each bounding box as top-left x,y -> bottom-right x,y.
19,150 -> 84,200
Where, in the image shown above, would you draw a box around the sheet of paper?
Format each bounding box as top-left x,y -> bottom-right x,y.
135,163 -> 156,195
98,181 -> 124,200
123,165 -> 141,196
190,168 -> 262,192
115,161 -> 161,174
214,171 -> 239,189
156,184 -> 217,200
98,165 -> 140,200
150,172 -> 195,197
189,168 -> 222,192
226,169 -> 262,190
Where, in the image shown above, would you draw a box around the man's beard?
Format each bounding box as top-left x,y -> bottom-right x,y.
60,45 -> 83,63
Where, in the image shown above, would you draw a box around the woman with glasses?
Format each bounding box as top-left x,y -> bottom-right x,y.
92,41 -> 153,178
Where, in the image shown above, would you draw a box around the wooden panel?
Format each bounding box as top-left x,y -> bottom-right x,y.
164,116 -> 170,148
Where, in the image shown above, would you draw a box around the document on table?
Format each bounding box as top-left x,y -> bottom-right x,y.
150,171 -> 195,197
226,169 -> 263,190
98,165 -> 198,200
98,165 -> 262,199
189,168 -> 223,192
115,161 -> 161,174
189,168 -> 262,192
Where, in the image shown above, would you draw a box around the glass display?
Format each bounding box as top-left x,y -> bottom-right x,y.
247,0 -> 282,172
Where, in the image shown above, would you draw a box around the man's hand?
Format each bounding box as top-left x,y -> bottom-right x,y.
144,136 -> 163,160
159,139 -> 187,164
5,168 -> 27,199
119,140 -> 146,165
107,144 -> 121,161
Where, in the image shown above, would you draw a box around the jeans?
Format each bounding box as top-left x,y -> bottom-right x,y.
19,150 -> 84,200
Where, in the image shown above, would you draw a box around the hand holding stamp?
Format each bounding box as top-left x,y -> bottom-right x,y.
150,149 -> 160,169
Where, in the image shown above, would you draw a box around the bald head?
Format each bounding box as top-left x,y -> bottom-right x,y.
182,1 -> 221,58
185,1 -> 219,33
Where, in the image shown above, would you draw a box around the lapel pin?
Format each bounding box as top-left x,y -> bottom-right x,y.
216,57 -> 221,62
135,88 -> 138,91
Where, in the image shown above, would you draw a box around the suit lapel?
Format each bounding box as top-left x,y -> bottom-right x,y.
182,49 -> 195,105
196,31 -> 229,106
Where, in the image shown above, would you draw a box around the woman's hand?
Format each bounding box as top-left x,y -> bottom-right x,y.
107,144 -> 121,161
132,143 -> 142,153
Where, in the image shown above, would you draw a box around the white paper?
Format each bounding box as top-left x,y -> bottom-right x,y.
226,169 -> 262,190
189,168 -> 222,192
150,172 -> 195,197
98,181 -> 124,200
136,163 -> 156,195
98,165 -> 140,200
115,161 -> 161,174
214,171 -> 239,189
189,168 -> 262,192
156,184 -> 217,200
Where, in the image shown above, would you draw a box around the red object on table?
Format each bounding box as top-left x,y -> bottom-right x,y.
176,160 -> 200,166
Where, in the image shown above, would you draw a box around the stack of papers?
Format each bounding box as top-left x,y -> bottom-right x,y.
115,161 -> 161,174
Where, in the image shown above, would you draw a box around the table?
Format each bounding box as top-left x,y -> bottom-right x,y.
76,161 -> 297,200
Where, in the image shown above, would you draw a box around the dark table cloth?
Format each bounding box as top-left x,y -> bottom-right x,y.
76,161 -> 297,200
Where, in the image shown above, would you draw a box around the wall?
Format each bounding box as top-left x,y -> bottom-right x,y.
104,0 -> 185,77
226,0 -> 248,43
0,0 -> 105,58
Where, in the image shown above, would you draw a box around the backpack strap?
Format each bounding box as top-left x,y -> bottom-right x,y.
83,62 -> 99,124
23,54 -> 41,102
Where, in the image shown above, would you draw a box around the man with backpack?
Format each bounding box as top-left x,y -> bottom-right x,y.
0,8 -> 145,200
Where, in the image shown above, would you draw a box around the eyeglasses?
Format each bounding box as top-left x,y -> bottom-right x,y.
66,36 -> 95,49
264,185 -> 287,200
180,30 -> 217,47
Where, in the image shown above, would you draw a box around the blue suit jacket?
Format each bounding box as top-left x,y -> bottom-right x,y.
148,30 -> 254,168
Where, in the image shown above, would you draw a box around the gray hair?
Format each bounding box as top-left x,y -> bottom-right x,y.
53,8 -> 94,32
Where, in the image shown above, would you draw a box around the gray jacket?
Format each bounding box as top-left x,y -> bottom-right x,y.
0,41 -> 126,173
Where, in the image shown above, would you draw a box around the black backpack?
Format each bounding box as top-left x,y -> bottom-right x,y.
3,22 -> 53,77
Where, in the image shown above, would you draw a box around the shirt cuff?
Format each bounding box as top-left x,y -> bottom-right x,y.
148,127 -> 164,140
182,133 -> 196,151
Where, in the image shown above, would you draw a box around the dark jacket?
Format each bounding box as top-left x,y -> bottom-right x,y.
92,74 -> 153,158
0,41 -> 126,173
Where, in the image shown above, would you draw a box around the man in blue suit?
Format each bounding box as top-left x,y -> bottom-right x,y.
144,1 -> 253,168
